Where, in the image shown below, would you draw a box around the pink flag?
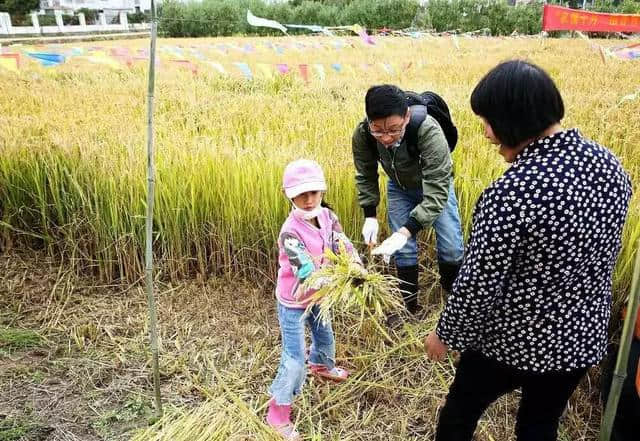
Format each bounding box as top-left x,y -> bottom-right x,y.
170,59 -> 198,75
298,64 -> 309,83
351,25 -> 375,45
276,63 -> 289,75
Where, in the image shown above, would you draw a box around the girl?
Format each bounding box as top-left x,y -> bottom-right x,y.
267,159 -> 361,440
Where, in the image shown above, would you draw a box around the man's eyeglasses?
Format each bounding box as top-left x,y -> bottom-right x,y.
367,120 -> 405,138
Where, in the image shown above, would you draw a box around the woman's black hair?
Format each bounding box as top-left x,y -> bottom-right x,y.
470,60 -> 564,148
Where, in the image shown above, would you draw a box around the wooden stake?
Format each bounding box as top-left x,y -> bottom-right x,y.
600,240 -> 640,441
145,0 -> 163,418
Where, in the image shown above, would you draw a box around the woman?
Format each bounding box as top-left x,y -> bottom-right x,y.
424,60 -> 633,441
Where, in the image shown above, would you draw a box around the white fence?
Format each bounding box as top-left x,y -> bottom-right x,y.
0,12 -> 150,36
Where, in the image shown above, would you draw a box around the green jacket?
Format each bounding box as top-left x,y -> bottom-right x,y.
352,115 -> 452,235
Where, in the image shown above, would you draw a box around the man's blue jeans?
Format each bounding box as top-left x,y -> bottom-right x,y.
387,180 -> 464,267
269,302 -> 335,405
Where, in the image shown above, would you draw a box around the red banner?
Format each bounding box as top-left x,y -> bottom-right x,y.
543,4 -> 640,33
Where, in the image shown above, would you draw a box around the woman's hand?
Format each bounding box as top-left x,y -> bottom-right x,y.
424,331 -> 448,361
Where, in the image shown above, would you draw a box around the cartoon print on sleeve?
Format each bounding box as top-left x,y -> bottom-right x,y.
281,232 -> 315,281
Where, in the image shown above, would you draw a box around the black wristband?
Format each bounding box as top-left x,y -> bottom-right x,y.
363,205 -> 377,218
403,217 -> 423,236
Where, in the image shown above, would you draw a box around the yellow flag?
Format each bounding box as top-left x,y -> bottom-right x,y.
0,57 -> 18,73
84,53 -> 123,69
256,63 -> 274,79
342,63 -> 356,76
351,24 -> 363,34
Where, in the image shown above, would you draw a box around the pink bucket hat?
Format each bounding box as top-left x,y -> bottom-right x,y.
283,159 -> 327,199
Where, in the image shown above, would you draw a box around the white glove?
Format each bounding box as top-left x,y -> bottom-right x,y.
371,232 -> 408,261
362,217 -> 379,245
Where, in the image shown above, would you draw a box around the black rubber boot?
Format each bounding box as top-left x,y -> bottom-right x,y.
438,260 -> 462,294
396,265 -> 421,314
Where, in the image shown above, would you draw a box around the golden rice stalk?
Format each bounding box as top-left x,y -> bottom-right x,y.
301,243 -> 404,332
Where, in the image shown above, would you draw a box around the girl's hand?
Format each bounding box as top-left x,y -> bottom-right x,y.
424,331 -> 448,361
309,276 -> 332,291
349,261 -> 367,275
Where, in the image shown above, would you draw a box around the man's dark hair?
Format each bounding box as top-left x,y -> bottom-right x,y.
365,85 -> 408,121
470,60 -> 564,148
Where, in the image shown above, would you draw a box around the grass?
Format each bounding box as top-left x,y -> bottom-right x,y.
0,328 -> 44,352
0,415 -> 50,441
0,418 -> 31,441
93,395 -> 156,440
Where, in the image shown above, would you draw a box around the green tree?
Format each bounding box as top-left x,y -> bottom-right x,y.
0,0 -> 39,15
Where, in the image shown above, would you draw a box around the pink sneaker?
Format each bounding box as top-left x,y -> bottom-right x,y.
309,363 -> 350,382
266,399 -> 301,441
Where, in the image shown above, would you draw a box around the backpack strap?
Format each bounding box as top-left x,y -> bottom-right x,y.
405,105 -> 427,157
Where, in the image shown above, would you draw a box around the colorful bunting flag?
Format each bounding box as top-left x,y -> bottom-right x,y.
313,63 -> 325,81
27,52 -> 65,66
208,62 -> 227,75
170,59 -> 198,74
233,62 -> 253,80
276,63 -> 289,75
110,48 -> 134,67
188,47 -> 207,61
285,24 -> 334,37
341,63 -> 356,76
83,52 -> 124,69
611,42 -> 640,60
298,64 -> 309,83
0,53 -> 19,72
247,10 -> 288,35
351,24 -> 375,45
256,63 -> 274,79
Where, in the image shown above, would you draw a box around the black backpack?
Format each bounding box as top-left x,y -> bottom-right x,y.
365,91 -> 458,156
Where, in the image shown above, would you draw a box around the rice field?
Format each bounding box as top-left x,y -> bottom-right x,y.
0,35 -> 638,440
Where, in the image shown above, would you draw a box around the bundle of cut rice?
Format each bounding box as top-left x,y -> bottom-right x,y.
301,243 -> 404,331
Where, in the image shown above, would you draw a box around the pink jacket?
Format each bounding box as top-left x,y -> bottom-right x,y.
276,207 -> 359,309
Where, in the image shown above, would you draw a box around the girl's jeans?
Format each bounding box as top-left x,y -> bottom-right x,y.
269,302 -> 336,405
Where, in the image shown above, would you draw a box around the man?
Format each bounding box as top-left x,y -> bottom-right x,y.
352,84 -> 464,318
